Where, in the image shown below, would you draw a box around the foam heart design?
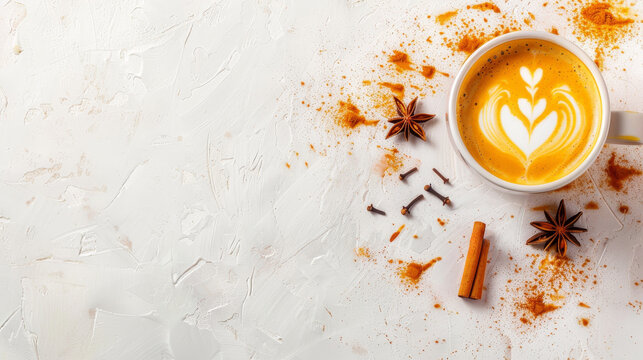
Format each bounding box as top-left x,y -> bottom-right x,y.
520,67 -> 543,88
518,98 -> 546,125
500,105 -> 557,158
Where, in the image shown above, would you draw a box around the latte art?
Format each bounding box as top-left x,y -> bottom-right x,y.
457,39 -> 601,185
479,67 -> 582,161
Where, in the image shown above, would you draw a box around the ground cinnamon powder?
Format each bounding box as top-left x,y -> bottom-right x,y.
375,148 -> 407,177
400,257 -> 442,284
584,201 -> 599,210
355,247 -> 371,258
580,3 -> 633,26
388,50 -> 413,72
378,82 -> 405,98
574,2 -> 635,68
390,224 -> 405,242
520,293 -> 559,322
470,2 -> 501,13
457,34 -> 485,54
511,254 -> 597,325
420,65 -> 436,79
336,100 -> 378,129
436,10 -> 459,25
605,152 -> 641,192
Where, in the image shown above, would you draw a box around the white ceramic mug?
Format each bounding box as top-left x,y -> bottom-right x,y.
447,31 -> 643,193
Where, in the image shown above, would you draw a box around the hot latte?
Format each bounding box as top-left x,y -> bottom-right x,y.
457,39 -> 602,185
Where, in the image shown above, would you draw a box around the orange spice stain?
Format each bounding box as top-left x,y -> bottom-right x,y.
399,257 -> 442,284
519,293 -> 559,322
510,253 -> 598,325
388,50 -> 413,72
580,318 -> 590,326
584,201 -> 599,210
390,224 -> 405,242
436,10 -> 458,25
578,302 -> 591,308
619,205 -> 629,214
605,152 -> 641,192
285,163 -> 290,168
531,205 -> 550,211
471,2 -> 500,13
375,148 -> 407,177
445,19 -> 521,56
574,3 -> 635,69
580,3 -> 633,26
420,65 -> 436,79
552,173 -> 594,194
378,82 -> 405,98
355,247 -> 371,258
549,27 -> 559,35
437,218 -> 447,226
457,34 -> 484,54
336,100 -> 379,130
434,303 -> 441,309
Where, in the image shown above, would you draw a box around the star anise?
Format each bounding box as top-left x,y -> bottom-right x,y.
526,200 -> 587,257
386,97 -> 435,141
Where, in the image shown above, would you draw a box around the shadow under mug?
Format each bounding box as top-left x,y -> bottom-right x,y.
447,31 -> 643,194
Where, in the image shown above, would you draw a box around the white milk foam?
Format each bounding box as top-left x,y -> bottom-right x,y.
477,66 -> 582,162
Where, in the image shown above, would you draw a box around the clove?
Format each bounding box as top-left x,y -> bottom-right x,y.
367,204 -> 386,215
399,167 -> 418,181
432,168 -> 450,184
424,184 -> 451,206
401,194 -> 424,215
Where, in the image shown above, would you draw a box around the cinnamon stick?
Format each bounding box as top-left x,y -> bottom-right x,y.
458,221 -> 486,298
469,239 -> 490,300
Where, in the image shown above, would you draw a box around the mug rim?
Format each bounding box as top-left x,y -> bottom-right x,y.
447,30 -> 611,193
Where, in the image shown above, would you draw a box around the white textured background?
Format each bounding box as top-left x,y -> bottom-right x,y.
0,0 -> 641,359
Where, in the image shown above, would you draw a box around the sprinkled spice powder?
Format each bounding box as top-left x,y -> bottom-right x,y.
470,2 -> 501,13
579,318 -> 590,326
355,247 -> 371,258
400,257 -> 442,284
388,50 -> 413,72
519,293 -> 559,323
390,224 -> 405,242
584,201 -> 599,210
509,254 -> 599,324
437,3 -> 521,55
420,65 -> 436,79
457,34 -> 485,54
375,148 -> 408,177
336,100 -> 379,129
378,82 -> 405,97
574,2 -> 636,68
436,10 -> 459,25
531,205 -> 550,211
580,2 -> 633,26
605,152 -> 641,192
